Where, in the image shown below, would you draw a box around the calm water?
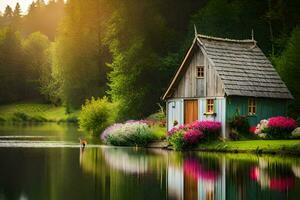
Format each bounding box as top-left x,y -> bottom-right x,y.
0,124 -> 300,200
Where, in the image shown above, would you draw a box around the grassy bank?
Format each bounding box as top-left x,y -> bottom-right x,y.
0,102 -> 78,123
196,140 -> 300,155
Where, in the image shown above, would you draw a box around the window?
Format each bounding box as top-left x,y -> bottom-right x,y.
196,66 -> 204,78
248,98 -> 256,115
206,99 -> 214,113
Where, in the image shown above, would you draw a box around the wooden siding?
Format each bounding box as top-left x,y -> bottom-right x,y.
226,96 -> 288,126
172,47 -> 225,98
167,97 -> 227,138
167,99 -> 184,131
198,97 -> 226,138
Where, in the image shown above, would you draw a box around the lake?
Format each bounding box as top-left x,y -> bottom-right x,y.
0,124 -> 300,200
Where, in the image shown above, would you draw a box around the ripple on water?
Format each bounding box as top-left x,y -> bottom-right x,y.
0,136 -> 102,148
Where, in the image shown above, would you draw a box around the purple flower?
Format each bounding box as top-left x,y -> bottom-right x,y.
101,123 -> 123,141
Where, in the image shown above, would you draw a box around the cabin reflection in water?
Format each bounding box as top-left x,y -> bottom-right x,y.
79,148 -> 298,200
167,155 -> 225,200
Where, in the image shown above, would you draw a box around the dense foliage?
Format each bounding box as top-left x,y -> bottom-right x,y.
273,27 -> 300,118
78,97 -> 116,134
0,0 -> 299,119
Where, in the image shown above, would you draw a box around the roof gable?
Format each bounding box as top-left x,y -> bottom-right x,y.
162,34 -> 293,100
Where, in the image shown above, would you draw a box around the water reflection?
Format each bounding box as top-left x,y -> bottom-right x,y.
88,148 -> 300,200
250,160 -> 295,192
103,147 -> 149,173
1,123 -> 300,200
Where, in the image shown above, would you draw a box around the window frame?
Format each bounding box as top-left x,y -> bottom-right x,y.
206,99 -> 214,114
196,66 -> 204,78
248,98 -> 256,115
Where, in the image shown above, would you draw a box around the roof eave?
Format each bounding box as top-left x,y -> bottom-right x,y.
161,37 -> 199,100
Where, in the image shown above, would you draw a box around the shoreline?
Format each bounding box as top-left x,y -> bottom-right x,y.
146,140 -> 300,156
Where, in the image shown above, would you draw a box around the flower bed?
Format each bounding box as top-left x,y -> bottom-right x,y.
167,120 -> 221,150
252,116 -> 297,139
190,121 -> 221,139
101,120 -> 155,146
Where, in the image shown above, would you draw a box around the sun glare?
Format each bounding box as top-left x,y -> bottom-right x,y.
0,0 -> 50,14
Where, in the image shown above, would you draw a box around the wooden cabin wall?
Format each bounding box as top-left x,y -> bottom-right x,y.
206,56 -> 224,97
198,97 -> 226,138
172,47 -> 225,98
226,96 -> 288,126
167,99 -> 184,131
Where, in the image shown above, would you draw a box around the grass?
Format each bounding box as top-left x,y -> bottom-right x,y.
197,139 -> 300,155
0,102 -> 78,123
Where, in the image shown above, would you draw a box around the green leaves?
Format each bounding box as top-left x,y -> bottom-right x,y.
78,97 -> 116,134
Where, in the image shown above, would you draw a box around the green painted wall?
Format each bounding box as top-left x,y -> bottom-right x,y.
226,96 -> 288,126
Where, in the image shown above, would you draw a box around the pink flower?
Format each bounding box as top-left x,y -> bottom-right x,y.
190,120 -> 222,133
183,129 -> 204,144
268,116 -> 297,130
249,126 -> 257,134
167,124 -> 188,136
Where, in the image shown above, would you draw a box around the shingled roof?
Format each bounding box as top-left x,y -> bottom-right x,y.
162,34 -> 293,100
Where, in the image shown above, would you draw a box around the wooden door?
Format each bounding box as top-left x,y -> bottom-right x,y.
184,100 -> 198,124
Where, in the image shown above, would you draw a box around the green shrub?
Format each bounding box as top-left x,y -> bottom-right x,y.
79,97 -> 116,134
102,121 -> 155,146
0,116 -> 5,122
167,130 -> 185,150
147,109 -> 166,127
11,112 -> 30,121
229,115 -> 249,135
150,125 -> 166,140
58,115 -> 78,124
30,115 -> 48,122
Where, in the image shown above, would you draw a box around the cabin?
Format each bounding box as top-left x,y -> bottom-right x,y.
162,33 -> 293,138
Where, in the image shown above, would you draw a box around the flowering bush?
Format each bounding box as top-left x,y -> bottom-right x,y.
167,120 -> 221,150
101,121 -> 155,146
167,124 -> 188,136
265,116 -> 297,139
254,119 -> 269,134
191,120 -> 221,139
184,129 -> 204,145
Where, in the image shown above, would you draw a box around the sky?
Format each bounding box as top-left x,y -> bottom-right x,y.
0,0 -> 49,14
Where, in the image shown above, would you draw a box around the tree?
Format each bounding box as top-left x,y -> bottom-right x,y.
274,27 -> 300,117
104,0 -> 176,120
23,32 -> 51,99
53,0 -> 110,109
13,3 -> 21,18
23,0 -> 65,40
3,6 -> 13,19
12,3 -> 22,28
0,28 -> 25,102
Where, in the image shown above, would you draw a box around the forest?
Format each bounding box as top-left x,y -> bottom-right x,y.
0,0 -> 299,120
